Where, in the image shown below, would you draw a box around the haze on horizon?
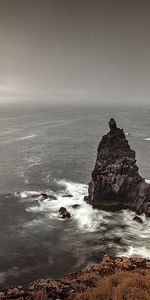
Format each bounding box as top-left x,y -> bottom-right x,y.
0,0 -> 150,106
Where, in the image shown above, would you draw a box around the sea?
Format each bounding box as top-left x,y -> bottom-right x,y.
0,103 -> 150,287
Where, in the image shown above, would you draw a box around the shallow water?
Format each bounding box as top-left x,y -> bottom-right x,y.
0,104 -> 150,287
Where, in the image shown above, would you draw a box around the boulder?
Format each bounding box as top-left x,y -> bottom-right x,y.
85,119 -> 150,216
59,207 -> 71,219
133,216 -> 143,223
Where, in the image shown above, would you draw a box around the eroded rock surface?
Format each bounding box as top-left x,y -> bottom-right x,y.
85,119 -> 150,216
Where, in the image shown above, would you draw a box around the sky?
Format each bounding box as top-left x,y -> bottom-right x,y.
0,0 -> 150,105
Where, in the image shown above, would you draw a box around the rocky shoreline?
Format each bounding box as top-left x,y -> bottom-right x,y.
0,256 -> 150,299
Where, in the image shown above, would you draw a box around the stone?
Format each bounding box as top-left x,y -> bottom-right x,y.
41,193 -> 57,200
85,119 -> 150,216
59,207 -> 71,219
41,193 -> 49,199
133,216 -> 143,223
72,204 -> 80,209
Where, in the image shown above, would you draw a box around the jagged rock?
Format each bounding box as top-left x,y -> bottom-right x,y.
85,119 -> 150,216
59,207 -> 71,219
133,216 -> 143,223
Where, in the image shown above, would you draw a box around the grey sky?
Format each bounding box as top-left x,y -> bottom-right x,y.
0,0 -> 150,105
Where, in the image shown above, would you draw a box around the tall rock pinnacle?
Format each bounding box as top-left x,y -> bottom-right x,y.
85,119 -> 150,216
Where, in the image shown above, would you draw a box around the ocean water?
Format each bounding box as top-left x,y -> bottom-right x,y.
0,104 -> 150,287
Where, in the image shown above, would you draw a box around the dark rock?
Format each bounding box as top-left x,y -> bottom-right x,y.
84,195 -> 89,202
133,216 -> 143,223
85,119 -> 150,216
49,194 -> 57,200
72,204 -> 80,209
99,222 -> 107,227
109,118 -> 117,131
41,193 -> 57,200
41,193 -> 49,199
59,207 -> 71,219
62,194 -> 73,198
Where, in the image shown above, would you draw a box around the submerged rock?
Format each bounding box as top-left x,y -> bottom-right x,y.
59,207 -> 71,219
85,119 -> 150,216
133,216 -> 143,223
41,193 -> 57,200
62,194 -> 73,198
72,204 -> 80,209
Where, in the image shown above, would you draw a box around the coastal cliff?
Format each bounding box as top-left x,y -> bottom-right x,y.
85,118 -> 150,216
1,256 -> 150,299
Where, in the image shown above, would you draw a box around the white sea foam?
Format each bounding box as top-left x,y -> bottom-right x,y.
24,180 -> 106,232
1,134 -> 37,144
26,156 -> 41,167
18,134 -> 36,141
145,179 -> 150,184
144,137 -> 150,141
21,179 -> 150,257
20,191 -> 40,198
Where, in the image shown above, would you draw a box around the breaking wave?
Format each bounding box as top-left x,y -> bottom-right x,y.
18,179 -> 150,258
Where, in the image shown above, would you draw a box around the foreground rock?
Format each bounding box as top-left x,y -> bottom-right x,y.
1,256 -> 150,299
85,118 -> 150,216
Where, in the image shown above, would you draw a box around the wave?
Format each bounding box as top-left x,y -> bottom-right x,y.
19,179 -> 150,257
19,191 -> 41,198
26,156 -> 41,168
145,179 -> 150,184
18,135 -> 36,141
1,134 -> 37,144
20,180 -> 104,232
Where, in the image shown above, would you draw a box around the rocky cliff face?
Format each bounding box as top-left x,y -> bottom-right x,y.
85,119 -> 150,216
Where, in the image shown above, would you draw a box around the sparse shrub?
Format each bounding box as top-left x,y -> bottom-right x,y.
73,269 -> 150,300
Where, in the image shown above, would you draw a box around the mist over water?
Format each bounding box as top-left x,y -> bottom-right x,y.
0,104 -> 150,287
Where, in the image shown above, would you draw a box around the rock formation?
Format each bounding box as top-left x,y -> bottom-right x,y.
85,118 -> 150,216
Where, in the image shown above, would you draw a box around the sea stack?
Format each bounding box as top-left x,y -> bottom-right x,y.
85,118 -> 150,216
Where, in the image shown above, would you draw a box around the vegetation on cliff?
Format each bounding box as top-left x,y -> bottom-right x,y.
1,256 -> 150,299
